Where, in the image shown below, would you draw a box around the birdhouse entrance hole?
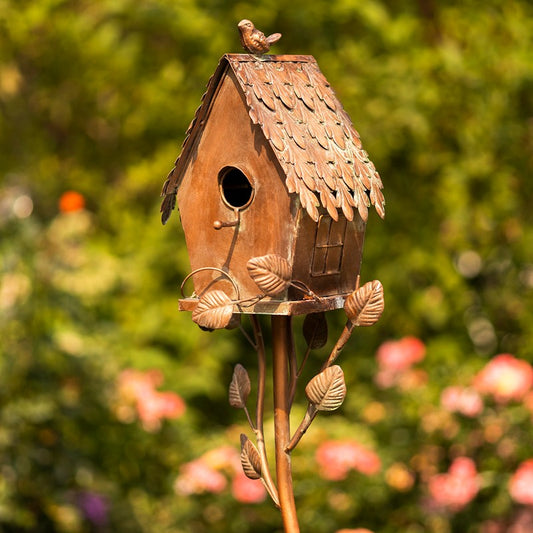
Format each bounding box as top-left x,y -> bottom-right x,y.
219,167 -> 254,209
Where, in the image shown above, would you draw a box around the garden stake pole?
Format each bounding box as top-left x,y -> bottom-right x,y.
272,315 -> 300,533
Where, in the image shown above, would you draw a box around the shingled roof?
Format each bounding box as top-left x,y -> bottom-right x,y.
160,53 -> 385,224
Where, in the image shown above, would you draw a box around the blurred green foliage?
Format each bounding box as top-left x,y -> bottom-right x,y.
1,0 -> 532,531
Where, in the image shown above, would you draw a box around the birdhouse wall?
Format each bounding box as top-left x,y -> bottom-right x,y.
290,210 -> 366,300
176,68 -> 298,303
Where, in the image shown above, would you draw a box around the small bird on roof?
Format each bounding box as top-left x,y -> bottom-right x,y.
238,19 -> 281,55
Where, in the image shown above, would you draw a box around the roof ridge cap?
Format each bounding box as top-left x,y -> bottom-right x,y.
224,53 -> 316,63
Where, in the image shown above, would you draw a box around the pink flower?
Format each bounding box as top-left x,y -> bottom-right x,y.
136,390 -> 185,431
427,457 -> 480,511
316,440 -> 381,480
509,459 -> 533,505
174,459 -> 227,495
473,354 -> 533,403
175,446 -> 266,504
118,369 -> 163,400
231,471 -> 267,503
117,369 -> 185,431
441,386 -> 484,417
376,337 -> 426,372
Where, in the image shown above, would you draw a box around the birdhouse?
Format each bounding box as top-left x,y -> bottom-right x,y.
160,53 -> 385,320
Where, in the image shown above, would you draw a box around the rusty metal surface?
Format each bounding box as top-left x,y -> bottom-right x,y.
160,54 -> 385,226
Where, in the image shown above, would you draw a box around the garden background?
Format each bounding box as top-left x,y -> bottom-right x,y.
1,0 -> 533,531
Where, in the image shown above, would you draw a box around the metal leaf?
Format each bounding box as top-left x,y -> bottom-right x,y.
344,280 -> 384,326
303,312 -> 328,349
229,364 -> 251,408
305,365 -> 346,411
247,254 -> 291,296
191,290 -> 234,330
240,434 -> 262,480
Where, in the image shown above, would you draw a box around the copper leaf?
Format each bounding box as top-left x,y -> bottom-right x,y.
344,280 -> 384,327
247,254 -> 291,296
229,364 -> 251,409
305,365 -> 346,411
303,312 -> 328,349
240,434 -> 262,480
192,290 -> 234,330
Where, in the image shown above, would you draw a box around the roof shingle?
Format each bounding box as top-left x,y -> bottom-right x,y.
161,54 -> 385,224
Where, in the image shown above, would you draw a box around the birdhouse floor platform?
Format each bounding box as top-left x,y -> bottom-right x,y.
178,294 -> 349,316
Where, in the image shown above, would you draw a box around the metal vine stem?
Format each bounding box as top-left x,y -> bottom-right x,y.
195,256 -> 384,532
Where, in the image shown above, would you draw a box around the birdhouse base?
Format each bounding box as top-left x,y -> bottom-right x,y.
178,294 -> 349,316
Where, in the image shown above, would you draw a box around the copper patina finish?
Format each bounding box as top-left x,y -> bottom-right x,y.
161,21 -> 385,533
161,53 -> 384,316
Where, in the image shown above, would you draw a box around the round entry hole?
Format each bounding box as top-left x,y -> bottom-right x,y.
219,167 -> 254,209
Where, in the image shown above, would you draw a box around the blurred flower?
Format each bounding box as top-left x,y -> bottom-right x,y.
136,390 -> 186,431
385,462 -> 415,492
175,445 -> 266,504
441,386 -> 484,417
231,471 -> 267,503
473,354 -> 533,403
336,530 -> 374,533
509,459 -> 533,505
77,492 -> 108,526
377,337 -> 426,371
175,459 -> 227,495
375,337 -> 426,388
59,190 -> 85,213
202,446 -> 240,472
361,401 -> 386,424
316,440 -> 381,481
427,457 -> 480,511
116,369 -> 185,432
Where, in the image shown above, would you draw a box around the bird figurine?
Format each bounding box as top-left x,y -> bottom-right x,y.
238,19 -> 281,55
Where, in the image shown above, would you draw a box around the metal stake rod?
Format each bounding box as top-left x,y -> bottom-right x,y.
272,315 -> 300,533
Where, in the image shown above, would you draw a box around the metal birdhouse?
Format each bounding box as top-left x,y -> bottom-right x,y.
160,52 -> 384,324
161,22 -> 387,533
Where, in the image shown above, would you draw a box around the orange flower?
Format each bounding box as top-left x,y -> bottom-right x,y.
59,190 -> 85,213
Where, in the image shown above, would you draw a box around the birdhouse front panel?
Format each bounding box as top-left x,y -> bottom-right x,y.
176,68 -> 298,303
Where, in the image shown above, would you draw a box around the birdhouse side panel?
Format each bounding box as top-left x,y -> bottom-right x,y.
176,70 -> 297,303
290,209 -> 366,299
